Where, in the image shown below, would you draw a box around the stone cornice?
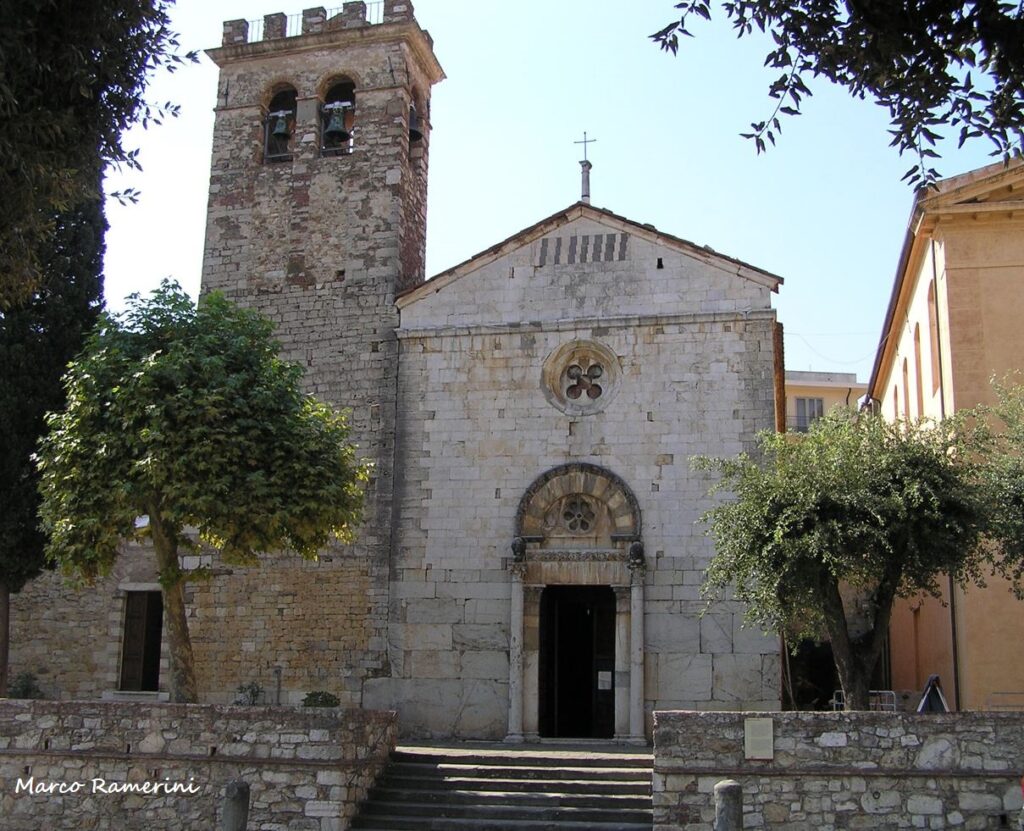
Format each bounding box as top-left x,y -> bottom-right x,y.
396,309 -> 777,340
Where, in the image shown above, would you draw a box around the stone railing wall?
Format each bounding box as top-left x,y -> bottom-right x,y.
654,710 -> 1024,830
0,700 -> 396,830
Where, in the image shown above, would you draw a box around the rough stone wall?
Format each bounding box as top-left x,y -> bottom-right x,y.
0,700 -> 396,830
653,710 -> 1024,831
8,541 -> 378,706
186,553 -> 375,706
197,17 -> 439,699
373,218 -> 780,737
9,544 -> 164,700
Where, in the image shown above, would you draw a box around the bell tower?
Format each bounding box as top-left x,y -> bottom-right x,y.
194,2 -> 443,703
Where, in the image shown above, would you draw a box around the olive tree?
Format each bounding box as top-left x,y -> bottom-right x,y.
695,409 -> 994,710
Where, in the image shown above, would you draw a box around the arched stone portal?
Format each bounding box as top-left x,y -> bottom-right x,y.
507,463 -> 646,743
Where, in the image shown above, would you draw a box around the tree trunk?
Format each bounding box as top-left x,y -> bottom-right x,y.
150,514 -> 198,703
842,668 -> 872,711
0,580 -> 9,697
818,571 -> 872,710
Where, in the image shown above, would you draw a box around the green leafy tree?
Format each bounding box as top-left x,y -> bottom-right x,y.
0,0 -> 193,308
653,0 -> 1024,186
695,409 -> 995,710
0,191 -> 105,696
982,379 -> 1024,592
36,282 -> 368,703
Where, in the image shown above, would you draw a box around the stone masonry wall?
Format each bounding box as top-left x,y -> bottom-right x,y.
10,542 -> 377,707
0,700 -> 396,830
10,544 -> 165,701
376,215 -> 781,738
196,11 -> 439,702
653,710 -> 1024,831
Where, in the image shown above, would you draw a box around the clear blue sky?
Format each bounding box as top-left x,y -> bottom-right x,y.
102,0 -> 998,382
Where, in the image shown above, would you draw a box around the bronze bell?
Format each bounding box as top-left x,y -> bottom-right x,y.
324,107 -> 351,142
271,114 -> 291,138
409,106 -> 423,142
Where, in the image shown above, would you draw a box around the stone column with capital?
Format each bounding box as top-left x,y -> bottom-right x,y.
506,538 -> 527,742
613,586 -> 631,740
628,541 -> 647,743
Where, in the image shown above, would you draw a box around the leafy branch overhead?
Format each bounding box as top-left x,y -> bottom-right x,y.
0,0 -> 197,308
653,0 -> 1024,186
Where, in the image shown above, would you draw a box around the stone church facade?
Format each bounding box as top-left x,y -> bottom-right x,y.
10,2 -> 781,739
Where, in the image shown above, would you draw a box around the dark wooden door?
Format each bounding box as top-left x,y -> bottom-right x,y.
119,591 -> 163,691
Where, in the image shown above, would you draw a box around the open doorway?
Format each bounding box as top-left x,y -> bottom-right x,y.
538,585 -> 615,738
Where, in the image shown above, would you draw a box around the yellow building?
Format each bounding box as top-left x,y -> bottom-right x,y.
784,371 -> 866,432
868,159 -> 1024,710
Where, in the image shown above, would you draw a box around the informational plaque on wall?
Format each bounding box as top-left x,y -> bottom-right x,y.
744,717 -> 774,760
597,671 -> 612,691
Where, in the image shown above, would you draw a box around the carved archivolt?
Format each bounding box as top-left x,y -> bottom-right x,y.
515,463 -> 640,550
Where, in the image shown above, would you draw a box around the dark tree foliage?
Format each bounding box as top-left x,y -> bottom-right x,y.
0,0 -> 193,308
653,0 -> 1024,186
0,191 -> 105,695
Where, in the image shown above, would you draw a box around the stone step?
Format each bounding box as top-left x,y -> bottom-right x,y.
350,818 -> 652,831
367,786 -> 652,810
360,799 -> 652,824
392,748 -> 653,768
351,744 -> 653,831
377,773 -> 651,795
386,760 -> 651,781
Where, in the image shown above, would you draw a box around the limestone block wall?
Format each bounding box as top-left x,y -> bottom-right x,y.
0,700 -> 396,830
653,710 -> 1024,831
378,224 -> 781,737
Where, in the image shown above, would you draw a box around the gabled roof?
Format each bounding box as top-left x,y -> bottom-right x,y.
397,202 -> 782,309
867,158 -> 1024,398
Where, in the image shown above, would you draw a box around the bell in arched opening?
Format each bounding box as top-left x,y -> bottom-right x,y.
323,103 -> 352,142
271,112 -> 292,137
321,78 -> 356,156
264,86 -> 297,162
408,105 -> 423,143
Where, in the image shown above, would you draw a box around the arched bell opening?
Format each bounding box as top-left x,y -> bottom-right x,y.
264,86 -> 297,162
321,78 -> 356,156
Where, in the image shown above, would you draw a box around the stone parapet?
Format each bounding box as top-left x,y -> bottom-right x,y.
653,710 -> 1024,830
0,700 -> 396,830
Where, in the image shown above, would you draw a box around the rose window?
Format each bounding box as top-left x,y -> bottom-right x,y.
566,362 -> 603,400
541,339 -> 620,415
563,497 -> 595,533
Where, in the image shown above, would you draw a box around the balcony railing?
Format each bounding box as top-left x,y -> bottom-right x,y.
245,3 -> 384,42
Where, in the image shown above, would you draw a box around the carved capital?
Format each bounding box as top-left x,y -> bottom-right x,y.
510,536 -> 527,563
627,540 -> 646,575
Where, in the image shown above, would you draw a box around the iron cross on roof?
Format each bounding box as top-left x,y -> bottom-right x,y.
574,132 -> 595,204
574,131 -> 596,161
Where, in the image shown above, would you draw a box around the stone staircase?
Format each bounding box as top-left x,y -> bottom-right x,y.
350,743 -> 653,830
